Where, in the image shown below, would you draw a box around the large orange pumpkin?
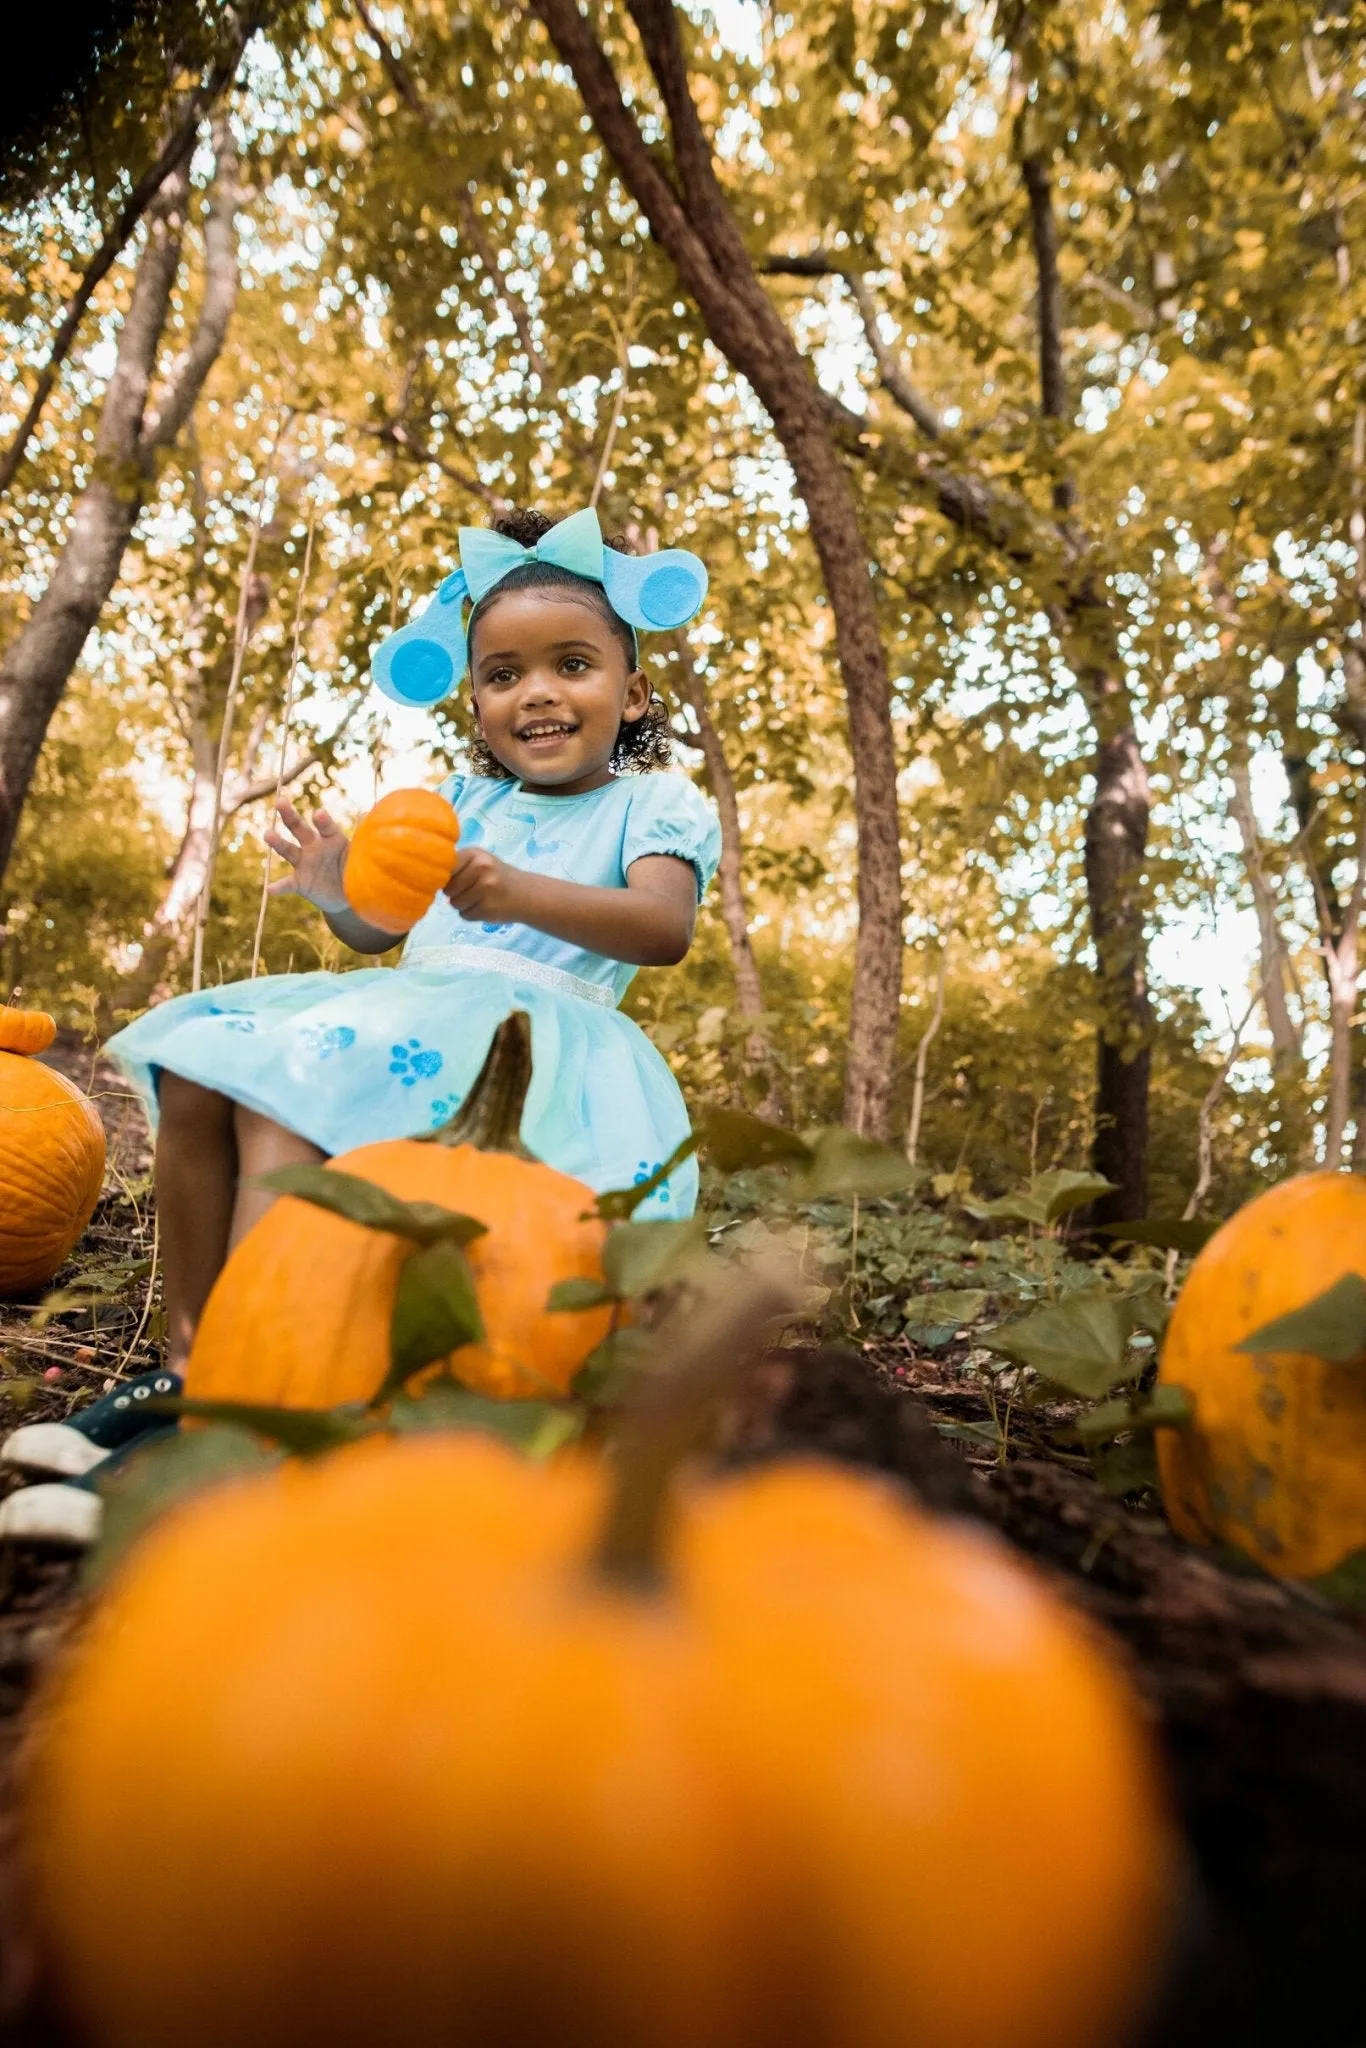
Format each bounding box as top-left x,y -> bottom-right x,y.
186,1014 -> 613,1406
1156,1169 -> 1366,1580
0,1008 -> 105,1295
343,786 -> 460,934
27,1432 -> 1169,2048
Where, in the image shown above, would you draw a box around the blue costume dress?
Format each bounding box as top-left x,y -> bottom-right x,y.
104,771 -> 723,1217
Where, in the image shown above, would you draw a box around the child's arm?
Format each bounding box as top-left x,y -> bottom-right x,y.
265,800 -> 397,956
444,850 -> 697,966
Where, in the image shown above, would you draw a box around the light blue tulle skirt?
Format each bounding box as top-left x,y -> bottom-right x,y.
104,955 -> 696,1218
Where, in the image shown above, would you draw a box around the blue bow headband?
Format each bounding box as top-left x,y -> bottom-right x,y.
372,507 -> 708,708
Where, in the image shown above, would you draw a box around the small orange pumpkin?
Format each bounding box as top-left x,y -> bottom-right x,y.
0,1007 -> 57,1057
186,1014 -> 613,1406
343,787 -> 460,934
0,1008 -> 105,1296
1156,1169 -> 1366,1580
26,1433 -> 1170,2048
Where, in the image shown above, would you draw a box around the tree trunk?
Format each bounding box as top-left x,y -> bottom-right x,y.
1024,154 -> 1152,1221
1229,752 -> 1303,1071
1079,649 -> 1153,1223
0,121 -> 242,884
526,0 -> 904,1135
1315,806 -> 1366,1168
1227,748 -> 1316,1166
0,5 -> 259,497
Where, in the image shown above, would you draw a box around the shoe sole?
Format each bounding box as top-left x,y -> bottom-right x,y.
0,1423 -> 111,1479
0,1483 -> 102,1548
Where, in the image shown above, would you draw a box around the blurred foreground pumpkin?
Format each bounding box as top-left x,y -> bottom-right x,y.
186,1013 -> 613,1405
343,785 -> 460,933
0,1007 -> 105,1295
1156,1169 -> 1366,1581
27,1430 -> 1169,2048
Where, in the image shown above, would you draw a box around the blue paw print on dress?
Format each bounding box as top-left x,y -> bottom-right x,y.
428,1095 -> 457,1127
633,1160 -> 671,1204
298,1023 -> 356,1060
390,1038 -> 443,1087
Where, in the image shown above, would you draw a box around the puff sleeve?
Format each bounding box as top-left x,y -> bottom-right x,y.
621,773 -> 723,901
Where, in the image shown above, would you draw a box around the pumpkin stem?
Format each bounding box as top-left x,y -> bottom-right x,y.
595,1278 -> 794,1592
427,1011 -> 537,1157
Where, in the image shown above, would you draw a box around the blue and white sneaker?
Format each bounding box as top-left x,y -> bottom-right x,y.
0,1424 -> 179,1549
0,1367 -> 181,1479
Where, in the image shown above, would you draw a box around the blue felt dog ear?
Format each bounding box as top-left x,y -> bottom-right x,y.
601,547 -> 708,635
371,570 -> 470,707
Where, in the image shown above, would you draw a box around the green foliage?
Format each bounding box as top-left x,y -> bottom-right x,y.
983,1290 -> 1141,1400
253,1164 -> 487,1249
87,1423 -> 278,1587
6,0 -> 1360,1238
383,1239 -> 487,1402
1235,1274 -> 1366,1368
2,683 -> 171,1020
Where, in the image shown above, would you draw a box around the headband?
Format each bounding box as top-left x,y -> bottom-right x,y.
372,506 -> 708,708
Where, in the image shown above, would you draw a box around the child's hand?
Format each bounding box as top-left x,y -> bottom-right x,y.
265,800 -> 351,913
443,848 -> 525,925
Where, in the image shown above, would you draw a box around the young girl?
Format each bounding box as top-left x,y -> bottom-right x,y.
0,507 -> 720,1538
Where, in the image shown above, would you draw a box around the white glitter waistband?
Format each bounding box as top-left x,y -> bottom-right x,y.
398,941 -> 618,1009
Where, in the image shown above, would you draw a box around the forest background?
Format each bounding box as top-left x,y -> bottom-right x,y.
2,0 -> 1364,1233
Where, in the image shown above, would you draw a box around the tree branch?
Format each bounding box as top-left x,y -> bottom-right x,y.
844,273 -> 944,439
0,4 -> 262,497
1022,156 -> 1067,422
362,419 -> 508,509
226,708 -> 357,815
763,255 -> 945,438
351,0 -> 550,385
526,0 -> 733,319
139,118 -> 243,454
622,0 -> 752,267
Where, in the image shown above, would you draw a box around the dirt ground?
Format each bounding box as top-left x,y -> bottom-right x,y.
2,1043 -> 1364,2044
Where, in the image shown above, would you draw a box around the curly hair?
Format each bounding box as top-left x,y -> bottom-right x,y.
464,508 -> 675,778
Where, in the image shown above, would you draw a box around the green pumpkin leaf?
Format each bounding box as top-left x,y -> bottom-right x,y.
983,1287 -> 1137,1398
1070,1382 -> 1194,1444
904,1288 -> 988,1331
1234,1272 -> 1366,1366
602,1217 -> 710,1299
796,1127 -> 919,1200
378,1239 -> 485,1404
253,1164 -> 487,1248
1097,1216 -> 1218,1255
545,1276 -> 616,1312
1031,1170 -> 1117,1223
695,1107 -> 812,1174
932,1416 -> 1006,1450
592,1132 -> 699,1220
85,1425 -> 278,1588
1092,1437 -> 1159,1496
388,1381 -> 584,1459
964,1170 -> 1116,1229
145,1395 -> 374,1455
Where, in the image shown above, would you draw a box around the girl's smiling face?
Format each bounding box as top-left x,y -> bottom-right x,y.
469,588 -> 650,794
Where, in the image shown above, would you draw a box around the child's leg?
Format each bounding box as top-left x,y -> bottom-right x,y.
157,1076 -> 239,1372
156,1083 -> 327,1369
230,1103 -> 327,1247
